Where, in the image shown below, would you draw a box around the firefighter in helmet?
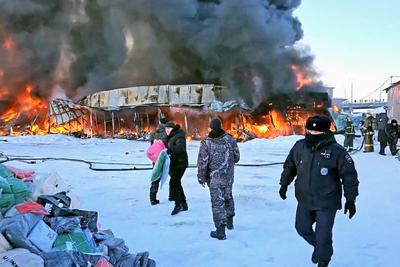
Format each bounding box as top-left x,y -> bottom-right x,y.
362,115 -> 374,152
343,117 -> 356,151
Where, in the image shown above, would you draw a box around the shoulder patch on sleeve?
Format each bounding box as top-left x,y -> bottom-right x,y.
345,154 -> 353,164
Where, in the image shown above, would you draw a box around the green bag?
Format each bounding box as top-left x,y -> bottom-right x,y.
0,164 -> 14,179
0,176 -> 12,194
53,228 -> 94,253
151,150 -> 167,182
0,193 -> 15,211
7,177 -> 31,202
0,176 -> 31,212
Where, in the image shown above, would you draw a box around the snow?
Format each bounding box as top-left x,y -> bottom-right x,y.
1,134 -> 399,267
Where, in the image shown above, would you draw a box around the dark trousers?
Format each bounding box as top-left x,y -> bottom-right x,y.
389,138 -> 398,155
150,179 -> 160,201
379,141 -> 387,154
295,204 -> 337,263
169,167 -> 187,205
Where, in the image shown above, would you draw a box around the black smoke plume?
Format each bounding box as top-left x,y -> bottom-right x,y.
0,0 -> 324,114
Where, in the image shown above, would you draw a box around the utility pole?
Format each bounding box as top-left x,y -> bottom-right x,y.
350,81 -> 354,114
351,82 -> 354,103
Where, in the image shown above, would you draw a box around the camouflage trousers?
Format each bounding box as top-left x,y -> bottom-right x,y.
209,186 -> 235,227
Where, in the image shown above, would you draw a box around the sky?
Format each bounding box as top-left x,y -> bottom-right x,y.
294,0 -> 400,101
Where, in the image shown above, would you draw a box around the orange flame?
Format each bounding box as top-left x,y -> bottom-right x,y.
291,65 -> 314,91
0,83 -> 328,139
0,85 -> 48,135
332,104 -> 340,113
3,36 -> 15,51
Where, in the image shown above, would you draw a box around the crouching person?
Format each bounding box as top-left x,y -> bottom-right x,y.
197,118 -> 240,240
279,115 -> 359,267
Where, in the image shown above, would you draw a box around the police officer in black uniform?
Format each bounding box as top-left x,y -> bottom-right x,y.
279,115 -> 359,267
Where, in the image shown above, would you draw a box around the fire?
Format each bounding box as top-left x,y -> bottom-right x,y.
254,124 -> 269,134
291,65 -> 314,91
0,85 -> 49,136
332,104 -> 340,113
0,87 -> 8,99
224,109 -> 312,140
3,36 -> 15,51
1,85 -> 47,118
0,83 -> 330,140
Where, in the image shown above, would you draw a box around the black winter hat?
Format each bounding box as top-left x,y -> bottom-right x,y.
164,121 -> 175,128
306,115 -> 331,132
391,119 -> 397,125
210,118 -> 222,130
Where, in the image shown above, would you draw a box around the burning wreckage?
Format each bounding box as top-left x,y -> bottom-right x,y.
0,84 -> 332,141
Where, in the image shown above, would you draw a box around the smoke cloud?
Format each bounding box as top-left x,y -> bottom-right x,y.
0,0 -> 324,113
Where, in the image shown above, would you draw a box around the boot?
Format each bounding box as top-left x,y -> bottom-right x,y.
171,204 -> 182,215
311,248 -> 318,264
226,216 -> 234,230
379,145 -> 386,155
181,202 -> 188,211
210,225 -> 226,240
150,199 -> 160,205
318,261 -> 329,267
150,192 -> 159,206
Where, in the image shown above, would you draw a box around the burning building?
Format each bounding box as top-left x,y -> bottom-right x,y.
0,0 -> 332,139
79,83 -> 331,140
47,84 -> 330,140
0,83 -> 331,140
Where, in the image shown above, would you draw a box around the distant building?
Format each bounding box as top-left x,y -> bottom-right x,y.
383,81 -> 400,121
325,86 -> 334,100
332,98 -> 347,109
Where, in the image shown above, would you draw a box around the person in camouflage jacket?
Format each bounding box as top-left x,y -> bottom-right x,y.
197,118 -> 240,240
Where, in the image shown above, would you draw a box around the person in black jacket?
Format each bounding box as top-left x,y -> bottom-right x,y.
279,115 -> 359,267
164,121 -> 189,215
377,113 -> 389,155
386,119 -> 399,156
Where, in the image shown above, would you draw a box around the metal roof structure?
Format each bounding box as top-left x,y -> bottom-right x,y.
79,84 -> 226,111
49,99 -> 88,125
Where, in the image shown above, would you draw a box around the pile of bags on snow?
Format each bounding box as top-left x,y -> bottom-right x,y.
0,164 -> 156,267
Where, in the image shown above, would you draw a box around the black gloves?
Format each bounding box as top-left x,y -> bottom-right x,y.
279,185 -> 288,200
344,201 -> 356,219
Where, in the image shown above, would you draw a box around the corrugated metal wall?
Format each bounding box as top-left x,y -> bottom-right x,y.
387,84 -> 400,121
80,84 -> 225,110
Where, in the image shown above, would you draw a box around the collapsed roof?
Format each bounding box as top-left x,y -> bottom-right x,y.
49,99 -> 88,126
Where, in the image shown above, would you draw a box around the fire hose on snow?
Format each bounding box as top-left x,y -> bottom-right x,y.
0,153 -> 285,172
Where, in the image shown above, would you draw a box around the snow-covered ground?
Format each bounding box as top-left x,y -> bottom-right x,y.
0,134 -> 399,267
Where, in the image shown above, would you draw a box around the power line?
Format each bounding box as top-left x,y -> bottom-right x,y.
360,76 -> 400,101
